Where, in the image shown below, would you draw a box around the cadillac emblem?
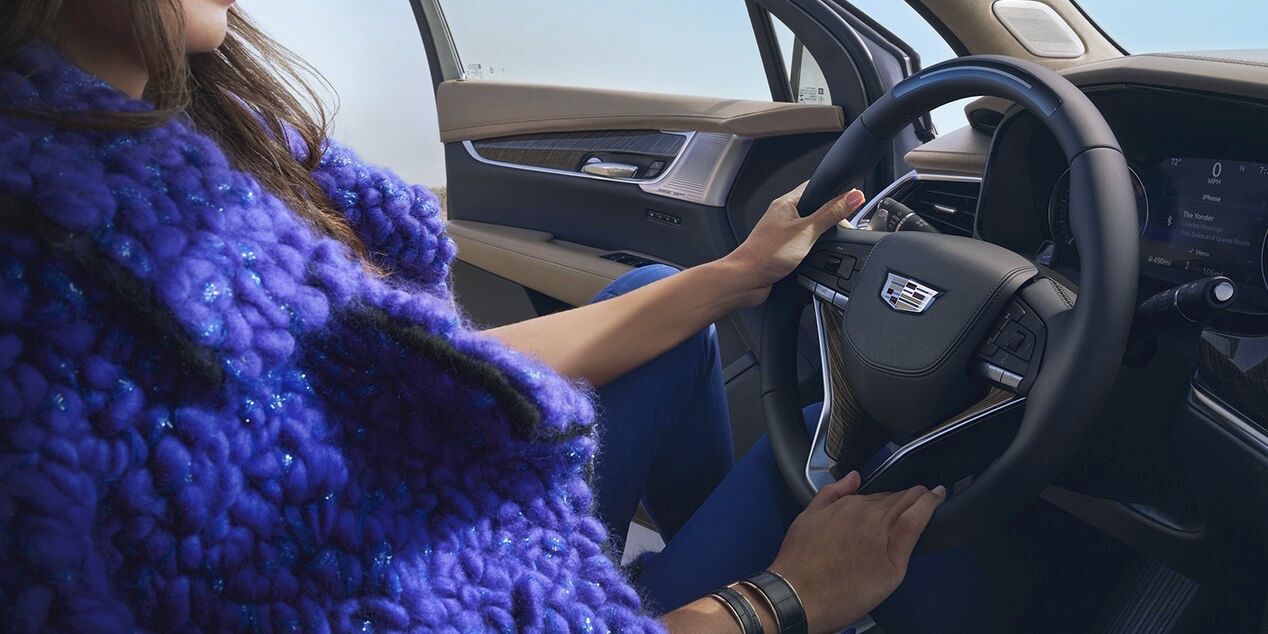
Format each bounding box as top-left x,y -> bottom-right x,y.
881,273 -> 940,314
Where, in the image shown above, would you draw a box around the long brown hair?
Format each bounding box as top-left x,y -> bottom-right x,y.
0,0 -> 371,262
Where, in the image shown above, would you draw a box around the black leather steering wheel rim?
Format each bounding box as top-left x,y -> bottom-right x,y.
760,55 -> 1140,549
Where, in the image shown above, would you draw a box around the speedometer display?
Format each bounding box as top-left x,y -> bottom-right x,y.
1047,158 -> 1268,306
1142,157 -> 1268,290
1047,167 -> 1149,246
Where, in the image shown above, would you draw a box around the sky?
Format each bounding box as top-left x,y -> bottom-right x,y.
241,1 -> 1268,189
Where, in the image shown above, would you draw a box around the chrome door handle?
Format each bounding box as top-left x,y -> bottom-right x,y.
581,158 -> 639,179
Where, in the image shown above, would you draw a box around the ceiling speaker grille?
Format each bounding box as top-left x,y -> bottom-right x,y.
992,0 -> 1086,58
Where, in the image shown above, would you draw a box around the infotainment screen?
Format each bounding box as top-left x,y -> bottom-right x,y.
1142,157 -> 1268,290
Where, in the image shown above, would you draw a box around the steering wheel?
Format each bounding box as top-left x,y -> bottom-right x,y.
760,55 -> 1140,549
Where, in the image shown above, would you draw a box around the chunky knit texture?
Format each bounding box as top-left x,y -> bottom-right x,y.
0,45 -> 662,632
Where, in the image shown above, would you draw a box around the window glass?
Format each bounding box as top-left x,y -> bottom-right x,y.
847,0 -> 972,133
1075,0 -> 1266,53
441,0 -> 772,101
771,17 -> 832,105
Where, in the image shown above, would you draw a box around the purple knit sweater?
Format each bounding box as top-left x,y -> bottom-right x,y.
0,45 -> 662,632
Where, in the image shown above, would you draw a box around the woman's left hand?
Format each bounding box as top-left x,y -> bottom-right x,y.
724,183 -> 866,308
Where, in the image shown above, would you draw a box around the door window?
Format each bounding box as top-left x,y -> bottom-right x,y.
440,0 -> 773,101
846,0 -> 972,133
770,16 -> 833,105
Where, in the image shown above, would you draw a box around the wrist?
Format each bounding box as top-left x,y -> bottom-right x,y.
708,254 -> 773,310
766,564 -> 840,634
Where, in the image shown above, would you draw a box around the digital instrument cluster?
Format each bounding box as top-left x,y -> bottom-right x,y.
1139,157 -> 1268,290
1048,157 -> 1268,297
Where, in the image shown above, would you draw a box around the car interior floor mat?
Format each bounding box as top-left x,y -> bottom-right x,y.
1095,560 -> 1199,634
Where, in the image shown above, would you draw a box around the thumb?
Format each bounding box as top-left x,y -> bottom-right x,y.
806,470 -> 862,511
809,189 -> 866,231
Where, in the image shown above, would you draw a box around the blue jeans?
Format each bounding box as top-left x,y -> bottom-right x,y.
591,265 -> 1011,633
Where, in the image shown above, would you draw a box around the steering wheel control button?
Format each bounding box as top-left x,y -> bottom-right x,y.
977,361 -> 1024,390
976,298 -> 1047,394
979,361 -> 1005,384
836,255 -> 858,279
996,351 -> 1029,377
997,323 -> 1035,361
799,242 -> 877,297
807,251 -> 836,272
812,282 -> 838,305
998,368 -> 1024,389
1004,332 -> 1024,352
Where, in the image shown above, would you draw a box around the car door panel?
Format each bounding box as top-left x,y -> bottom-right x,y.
447,220 -> 668,307
436,80 -> 844,142
451,261 -> 569,329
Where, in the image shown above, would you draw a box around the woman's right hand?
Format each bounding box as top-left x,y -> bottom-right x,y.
768,472 -> 946,634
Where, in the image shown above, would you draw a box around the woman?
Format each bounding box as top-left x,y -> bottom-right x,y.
0,1 -> 961,631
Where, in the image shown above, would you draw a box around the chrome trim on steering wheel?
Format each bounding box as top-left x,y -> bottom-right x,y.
806,299 -> 840,492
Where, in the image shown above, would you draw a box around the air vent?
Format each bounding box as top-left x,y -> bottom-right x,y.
893,179 -> 982,237
968,107 -> 1004,135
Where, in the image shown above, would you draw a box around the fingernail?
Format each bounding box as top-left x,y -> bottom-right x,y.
933,485 -> 947,496
846,190 -> 865,207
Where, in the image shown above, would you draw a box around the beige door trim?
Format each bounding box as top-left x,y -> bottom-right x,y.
437,81 -> 844,142
449,220 -> 672,307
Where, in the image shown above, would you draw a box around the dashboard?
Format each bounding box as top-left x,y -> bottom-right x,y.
976,85 -> 1268,318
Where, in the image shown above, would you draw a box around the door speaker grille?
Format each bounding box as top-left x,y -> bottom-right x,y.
657,133 -> 731,202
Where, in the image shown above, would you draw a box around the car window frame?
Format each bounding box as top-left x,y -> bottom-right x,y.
413,0 -> 796,104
